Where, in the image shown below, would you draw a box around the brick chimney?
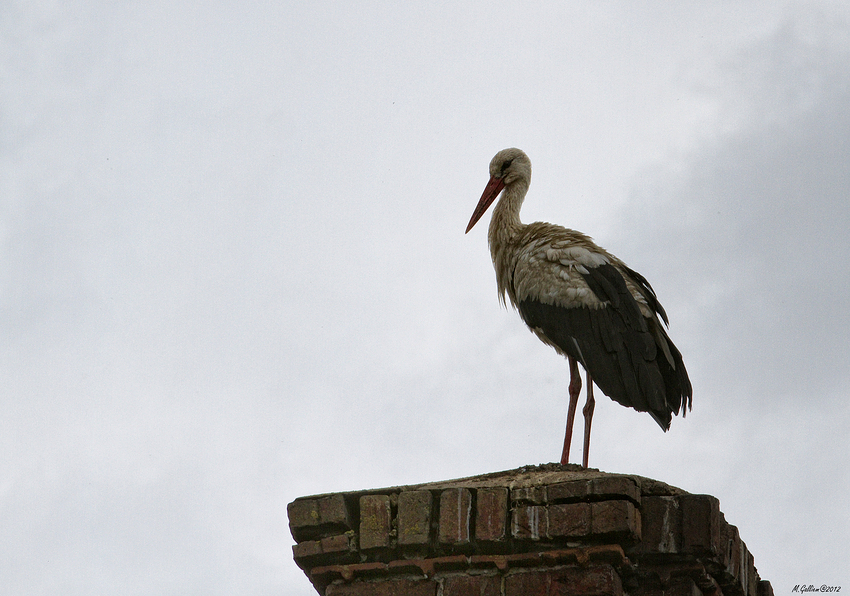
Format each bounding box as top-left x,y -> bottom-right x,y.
288,464 -> 772,596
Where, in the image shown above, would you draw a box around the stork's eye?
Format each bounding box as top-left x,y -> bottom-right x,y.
501,159 -> 514,173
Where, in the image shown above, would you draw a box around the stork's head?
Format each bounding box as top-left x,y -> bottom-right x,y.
488,147 -> 531,186
466,148 -> 531,233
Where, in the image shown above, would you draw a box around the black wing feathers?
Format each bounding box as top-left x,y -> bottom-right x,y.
516,262 -> 691,430
581,264 -> 646,329
622,264 -> 669,325
580,264 -> 623,309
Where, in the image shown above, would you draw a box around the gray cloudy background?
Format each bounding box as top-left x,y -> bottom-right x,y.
2,1 -> 849,594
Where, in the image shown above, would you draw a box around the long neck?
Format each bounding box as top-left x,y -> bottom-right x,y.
487,180 -> 528,258
487,180 -> 528,306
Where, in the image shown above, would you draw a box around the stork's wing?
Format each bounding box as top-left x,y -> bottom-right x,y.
509,229 -> 690,428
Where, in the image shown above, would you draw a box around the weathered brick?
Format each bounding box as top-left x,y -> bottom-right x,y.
681,495 -> 721,556
706,528 -> 747,596
546,480 -> 588,502
547,502 -> 591,538
512,504 -> 547,541
508,551 -> 544,567
722,523 -> 742,579
559,564 -> 623,596
398,490 -> 432,546
591,500 -> 640,540
476,488 -> 508,542
292,470 -> 770,596
718,524 -> 756,596
504,567 -> 550,596
589,477 -> 640,505
314,561 -> 386,581
640,496 -> 681,554
288,498 -> 320,529
504,564 -> 623,596
321,534 -> 354,555
439,488 -> 472,546
388,559 -> 430,575
469,554 -> 509,571
746,547 -> 756,596
292,534 -> 355,568
292,538 -> 322,560
430,554 -> 469,572
512,485 -> 547,504
665,577 -> 702,596
320,494 -> 352,526
360,494 -> 392,550
545,478 -> 639,505
442,573 -> 501,596
326,578 -> 437,596
288,494 -> 352,542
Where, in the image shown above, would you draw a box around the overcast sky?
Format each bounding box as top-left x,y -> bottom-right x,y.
2,2 -> 848,594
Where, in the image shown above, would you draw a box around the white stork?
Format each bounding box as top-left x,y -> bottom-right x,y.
466,148 -> 692,467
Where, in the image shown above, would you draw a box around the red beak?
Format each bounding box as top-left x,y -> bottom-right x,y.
465,176 -> 505,233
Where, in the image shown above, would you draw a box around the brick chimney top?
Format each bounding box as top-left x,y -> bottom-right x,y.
288,464 -> 772,596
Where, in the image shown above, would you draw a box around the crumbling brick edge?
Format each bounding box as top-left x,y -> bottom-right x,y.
288,465 -> 773,596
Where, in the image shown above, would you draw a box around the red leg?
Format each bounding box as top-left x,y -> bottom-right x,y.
561,356 -> 581,465
582,371 -> 595,468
